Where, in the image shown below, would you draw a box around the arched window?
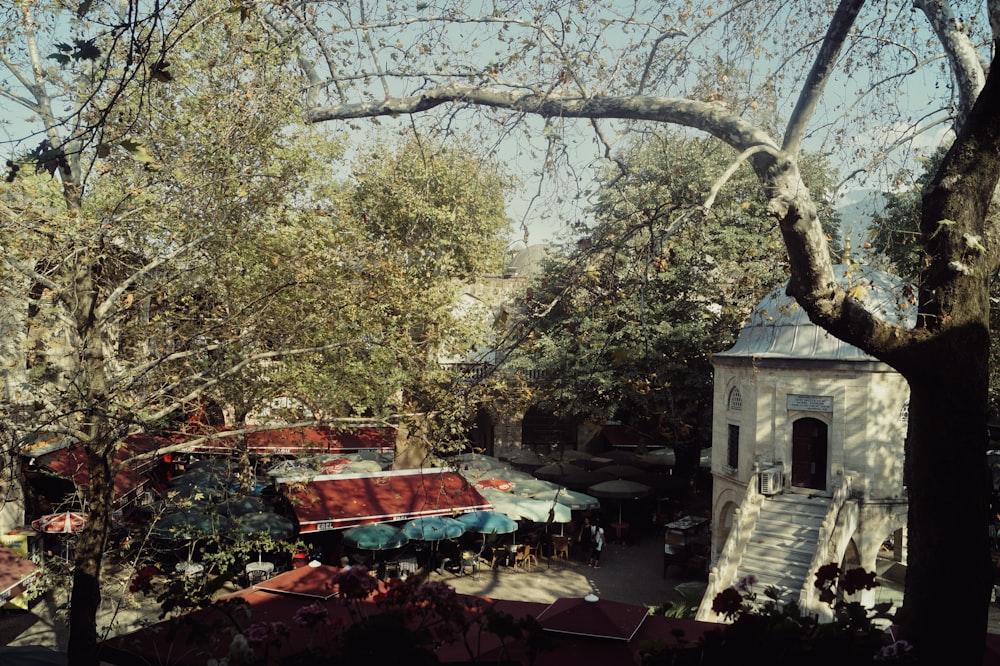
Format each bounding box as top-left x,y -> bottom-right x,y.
728,387 -> 742,411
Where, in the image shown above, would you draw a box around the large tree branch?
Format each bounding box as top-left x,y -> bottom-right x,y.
309,86 -> 777,155
783,0 -> 865,155
915,0 -> 987,131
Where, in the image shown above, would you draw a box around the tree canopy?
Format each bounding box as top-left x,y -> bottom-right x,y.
268,1 -> 1000,662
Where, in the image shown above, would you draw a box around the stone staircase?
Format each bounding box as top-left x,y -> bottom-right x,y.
737,492 -> 830,602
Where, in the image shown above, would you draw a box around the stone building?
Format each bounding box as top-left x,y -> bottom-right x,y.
697,264 -> 913,620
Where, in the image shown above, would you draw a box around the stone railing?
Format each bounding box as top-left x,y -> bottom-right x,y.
695,473 -> 764,622
798,471 -> 855,619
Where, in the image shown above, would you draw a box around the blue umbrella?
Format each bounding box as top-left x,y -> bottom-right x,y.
401,516 -> 466,542
455,510 -> 518,535
342,523 -> 410,550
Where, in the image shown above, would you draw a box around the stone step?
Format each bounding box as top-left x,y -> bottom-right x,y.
742,545 -> 814,568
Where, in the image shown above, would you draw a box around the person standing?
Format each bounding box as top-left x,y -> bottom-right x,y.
577,517 -> 592,561
588,517 -> 605,568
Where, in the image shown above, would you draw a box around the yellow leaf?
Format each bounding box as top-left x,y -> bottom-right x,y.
848,284 -> 867,301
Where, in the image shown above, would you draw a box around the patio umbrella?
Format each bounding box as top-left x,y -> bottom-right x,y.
31,511 -> 87,534
587,479 -> 653,523
598,449 -> 642,464
153,505 -> 230,564
505,450 -> 549,471
557,449 -> 594,463
186,459 -> 236,475
400,516 -> 466,542
637,448 -> 676,468
474,477 -> 515,492
339,460 -> 385,474
529,487 -> 601,511
167,471 -> 230,500
217,495 -> 268,517
454,453 -> 505,467
561,468 -> 614,491
342,523 -> 410,550
594,463 -> 644,479
266,459 -> 315,479
235,512 -> 296,540
480,488 -> 572,524
152,505 -> 230,540
455,510 -> 518,535
510,478 -> 562,497
534,462 -> 588,482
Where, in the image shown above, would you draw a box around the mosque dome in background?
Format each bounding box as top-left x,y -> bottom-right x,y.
716,264 -> 917,363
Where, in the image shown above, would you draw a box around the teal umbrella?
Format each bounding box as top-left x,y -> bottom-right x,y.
401,516 -> 466,542
342,523 -> 410,550
152,505 -> 229,540
455,510 -> 518,535
235,512 -> 296,540
217,495 -> 268,517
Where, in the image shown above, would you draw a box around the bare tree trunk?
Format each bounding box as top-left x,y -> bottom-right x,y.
68,448 -> 113,666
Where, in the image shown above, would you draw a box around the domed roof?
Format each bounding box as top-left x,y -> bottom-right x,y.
504,243 -> 552,278
716,264 -> 916,362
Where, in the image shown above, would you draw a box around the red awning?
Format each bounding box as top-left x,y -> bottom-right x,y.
186,426 -> 395,455
33,434 -> 165,509
0,544 -> 38,604
282,469 -> 491,532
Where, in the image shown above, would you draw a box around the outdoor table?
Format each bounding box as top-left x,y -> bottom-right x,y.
246,561 -> 274,584
609,521 -> 630,544
175,561 -> 204,577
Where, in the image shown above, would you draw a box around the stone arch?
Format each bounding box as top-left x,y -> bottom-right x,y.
712,487 -> 743,560
521,405 -> 574,454
464,406 -> 496,456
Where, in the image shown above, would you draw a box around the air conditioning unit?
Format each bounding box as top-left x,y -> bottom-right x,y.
759,468 -> 783,496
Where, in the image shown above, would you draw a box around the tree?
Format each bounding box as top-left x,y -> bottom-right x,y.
509,131 -> 839,480
283,1 -> 1000,661
2,3 -> 513,659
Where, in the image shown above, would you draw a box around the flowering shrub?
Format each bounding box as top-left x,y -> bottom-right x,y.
208,566 -> 550,665
642,564 -> 912,665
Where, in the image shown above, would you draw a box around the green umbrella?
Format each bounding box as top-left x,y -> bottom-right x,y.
342,523 -> 410,550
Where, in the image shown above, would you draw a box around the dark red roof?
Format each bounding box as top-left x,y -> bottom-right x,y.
281,469 -> 491,532
33,434 -> 165,509
536,595 -> 649,640
185,426 -> 395,455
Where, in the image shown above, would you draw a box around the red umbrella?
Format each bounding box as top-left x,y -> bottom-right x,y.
31,511 -> 88,533
475,478 -> 514,492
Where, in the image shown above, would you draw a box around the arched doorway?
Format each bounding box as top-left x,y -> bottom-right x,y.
791,417 -> 828,490
465,407 -> 495,456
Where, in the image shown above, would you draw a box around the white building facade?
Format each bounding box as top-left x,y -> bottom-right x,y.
700,265 -> 913,619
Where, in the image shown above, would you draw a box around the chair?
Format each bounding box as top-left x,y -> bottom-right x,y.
551,536 -> 570,560
514,544 -> 537,572
490,546 -> 508,569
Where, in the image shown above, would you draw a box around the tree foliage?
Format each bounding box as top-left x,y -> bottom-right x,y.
271,1 -> 1000,663
1,2 -> 509,663
513,133 -> 840,447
